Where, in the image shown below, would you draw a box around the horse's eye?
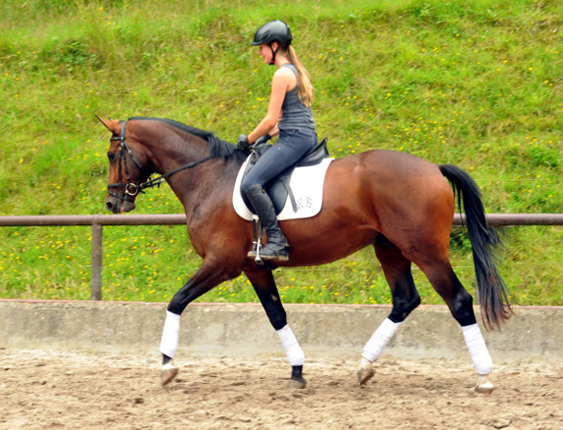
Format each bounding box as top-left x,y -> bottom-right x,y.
107,152 -> 116,162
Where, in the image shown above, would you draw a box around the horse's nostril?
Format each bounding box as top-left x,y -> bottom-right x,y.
106,202 -> 113,211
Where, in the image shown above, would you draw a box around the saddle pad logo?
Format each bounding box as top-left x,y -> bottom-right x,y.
233,158 -> 333,221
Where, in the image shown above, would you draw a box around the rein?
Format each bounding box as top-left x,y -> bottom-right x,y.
107,121 -> 214,201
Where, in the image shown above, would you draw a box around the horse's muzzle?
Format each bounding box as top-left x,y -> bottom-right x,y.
106,195 -> 136,213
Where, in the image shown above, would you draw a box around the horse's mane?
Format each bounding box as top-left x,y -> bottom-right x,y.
129,117 -> 248,164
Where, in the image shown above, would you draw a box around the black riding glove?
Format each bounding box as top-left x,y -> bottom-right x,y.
237,134 -> 250,150
254,133 -> 272,145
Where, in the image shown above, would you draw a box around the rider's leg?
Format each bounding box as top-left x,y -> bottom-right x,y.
245,184 -> 289,261
241,130 -> 317,261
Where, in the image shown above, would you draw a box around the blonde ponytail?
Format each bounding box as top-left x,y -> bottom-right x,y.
287,45 -> 314,108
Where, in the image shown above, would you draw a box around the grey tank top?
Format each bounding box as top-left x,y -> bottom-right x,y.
277,63 -> 316,133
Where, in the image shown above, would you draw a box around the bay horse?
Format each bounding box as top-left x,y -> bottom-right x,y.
98,116 -> 512,394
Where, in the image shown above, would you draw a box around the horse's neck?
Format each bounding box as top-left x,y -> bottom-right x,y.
138,130 -> 206,174
143,132 -> 239,208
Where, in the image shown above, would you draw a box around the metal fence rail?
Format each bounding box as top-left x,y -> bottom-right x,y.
1,213 -> 563,300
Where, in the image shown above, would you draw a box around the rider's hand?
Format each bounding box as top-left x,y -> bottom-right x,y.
237,134 -> 250,150
254,133 -> 272,145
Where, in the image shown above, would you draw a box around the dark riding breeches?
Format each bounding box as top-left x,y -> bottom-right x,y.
241,128 -> 317,193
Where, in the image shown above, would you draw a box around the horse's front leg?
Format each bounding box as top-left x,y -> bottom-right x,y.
245,268 -> 306,388
160,260 -> 239,386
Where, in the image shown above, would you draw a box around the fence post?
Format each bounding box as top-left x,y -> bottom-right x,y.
91,218 -> 103,300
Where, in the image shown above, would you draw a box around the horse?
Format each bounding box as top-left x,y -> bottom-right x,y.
98,116 -> 512,394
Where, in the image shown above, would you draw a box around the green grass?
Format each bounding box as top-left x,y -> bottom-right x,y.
1,0 -> 562,306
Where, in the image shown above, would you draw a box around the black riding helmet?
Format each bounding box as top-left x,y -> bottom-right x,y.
252,20 -> 292,64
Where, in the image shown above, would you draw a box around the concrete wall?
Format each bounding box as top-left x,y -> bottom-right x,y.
0,300 -> 561,362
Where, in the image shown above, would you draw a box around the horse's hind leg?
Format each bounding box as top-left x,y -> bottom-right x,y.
417,257 -> 495,394
358,236 -> 421,385
245,268 -> 306,388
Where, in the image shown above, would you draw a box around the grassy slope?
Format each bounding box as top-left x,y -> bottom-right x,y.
0,0 -> 562,305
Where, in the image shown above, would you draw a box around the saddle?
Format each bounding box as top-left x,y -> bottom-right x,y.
241,138 -> 329,215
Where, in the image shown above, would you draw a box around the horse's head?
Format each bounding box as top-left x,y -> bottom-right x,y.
97,116 -> 152,213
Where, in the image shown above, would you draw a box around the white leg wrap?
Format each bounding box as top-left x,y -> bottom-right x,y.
160,311 -> 181,359
277,324 -> 305,366
362,318 -> 402,363
461,323 -> 493,375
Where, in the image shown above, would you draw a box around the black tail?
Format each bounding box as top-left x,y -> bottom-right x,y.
439,164 -> 513,331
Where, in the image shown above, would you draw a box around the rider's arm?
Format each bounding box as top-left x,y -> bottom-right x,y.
268,123 -> 279,138
247,68 -> 294,144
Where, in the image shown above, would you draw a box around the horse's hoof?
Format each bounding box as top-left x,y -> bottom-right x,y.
357,366 -> 375,385
474,374 -> 495,394
288,377 -> 307,389
357,357 -> 375,385
161,361 -> 179,386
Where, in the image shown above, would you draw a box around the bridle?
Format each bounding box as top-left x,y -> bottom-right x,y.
107,121 -> 214,201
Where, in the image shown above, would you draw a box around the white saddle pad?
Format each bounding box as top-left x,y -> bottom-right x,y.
233,157 -> 334,221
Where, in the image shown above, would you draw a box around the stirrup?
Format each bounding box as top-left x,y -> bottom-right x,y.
248,242 -> 261,260
248,242 -> 288,263
257,245 -> 289,262
249,216 -> 265,265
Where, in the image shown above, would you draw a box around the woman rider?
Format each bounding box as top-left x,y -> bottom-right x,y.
238,20 -> 317,262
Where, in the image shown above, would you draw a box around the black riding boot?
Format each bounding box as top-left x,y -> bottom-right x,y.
246,184 -> 289,261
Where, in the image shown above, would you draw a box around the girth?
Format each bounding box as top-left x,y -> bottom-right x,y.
241,137 -> 329,215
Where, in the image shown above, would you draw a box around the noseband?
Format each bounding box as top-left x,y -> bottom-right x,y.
107,121 -> 213,202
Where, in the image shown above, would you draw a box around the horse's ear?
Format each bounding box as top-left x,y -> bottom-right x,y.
95,115 -> 120,134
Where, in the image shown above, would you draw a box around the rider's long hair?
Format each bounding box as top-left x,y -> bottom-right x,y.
284,45 -> 314,108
